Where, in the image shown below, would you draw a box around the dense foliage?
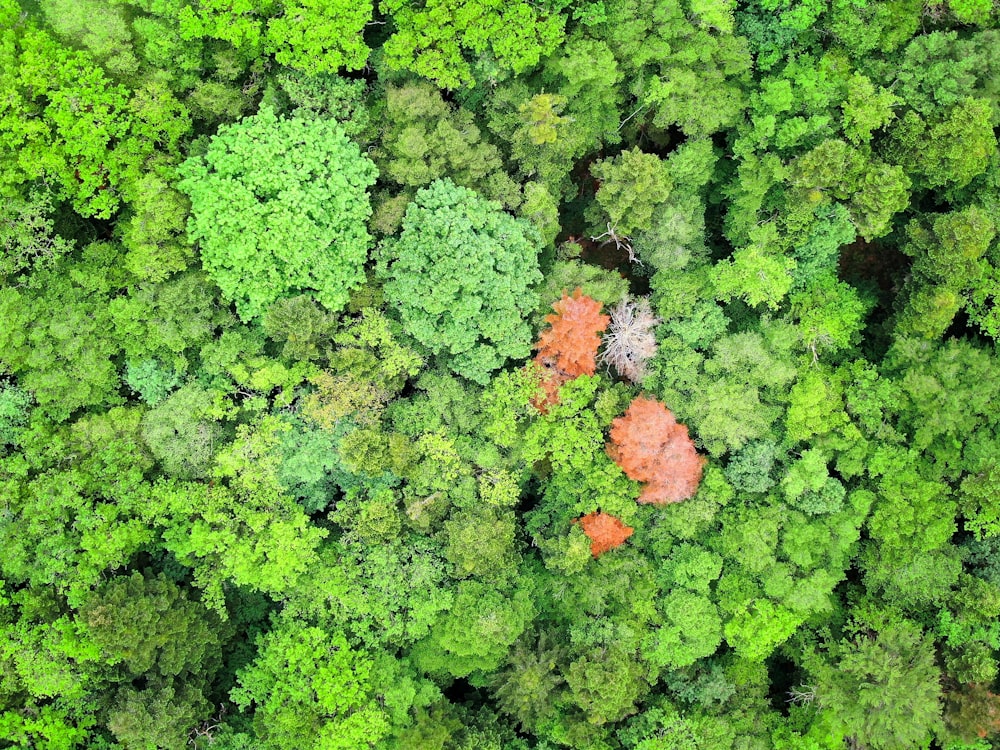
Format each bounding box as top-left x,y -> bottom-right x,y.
1,0 -> 1000,748
178,107 -> 378,320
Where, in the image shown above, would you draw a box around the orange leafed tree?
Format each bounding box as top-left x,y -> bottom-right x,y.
607,396 -> 706,504
575,511 -> 634,557
532,288 -> 609,410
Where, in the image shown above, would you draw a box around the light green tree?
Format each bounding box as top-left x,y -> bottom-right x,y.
178,107 -> 378,320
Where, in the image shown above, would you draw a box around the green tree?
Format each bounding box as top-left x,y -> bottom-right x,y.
0,383 -> 31,451
789,274 -> 870,357
490,633 -> 567,732
115,163 -> 194,283
412,579 -> 535,677
521,376 -> 640,538
642,589 -> 723,670
787,139 -> 910,241
0,466 -> 153,605
566,645 -> 650,725
375,83 -> 517,206
0,583 -> 103,748
894,205 -> 996,340
300,308 -> 424,429
711,227 -> 796,311
650,324 -> 798,457
827,0 -> 921,58
39,0 -> 139,80
80,571 -> 212,668
231,618 -> 393,750
265,0 -> 372,74
486,37 -> 623,199
263,295 -> 338,363
174,0 -> 271,59
107,683 -> 212,750
593,0 -> 751,137
887,98 -> 997,191
178,107 -> 378,320
140,420 -> 327,612
379,179 -> 542,384
884,30 -> 1000,125
444,507 -> 520,580
519,93 -> 570,145
0,187 -> 74,283
841,73 -> 900,146
591,147 -> 673,238
110,271 -> 231,373
141,382 -> 225,480
0,247 -> 124,421
279,536 -> 453,649
1,21 -> 190,217
805,621 -> 943,750
268,70 -> 372,136
380,0 -> 565,88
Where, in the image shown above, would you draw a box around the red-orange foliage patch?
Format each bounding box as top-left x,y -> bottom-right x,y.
531,288 -> 609,411
607,396 -> 706,504
575,511 -> 634,557
536,288 -> 610,378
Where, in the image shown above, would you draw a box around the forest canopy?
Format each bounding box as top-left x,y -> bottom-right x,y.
1,0 -> 1000,748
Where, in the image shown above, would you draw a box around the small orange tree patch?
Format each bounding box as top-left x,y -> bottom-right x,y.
607,396 -> 706,504
535,288 -> 610,378
532,288 -> 609,410
575,511 -> 634,557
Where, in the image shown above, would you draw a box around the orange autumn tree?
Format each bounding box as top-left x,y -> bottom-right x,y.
608,396 -> 706,504
575,511 -> 634,557
532,288 -> 609,410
